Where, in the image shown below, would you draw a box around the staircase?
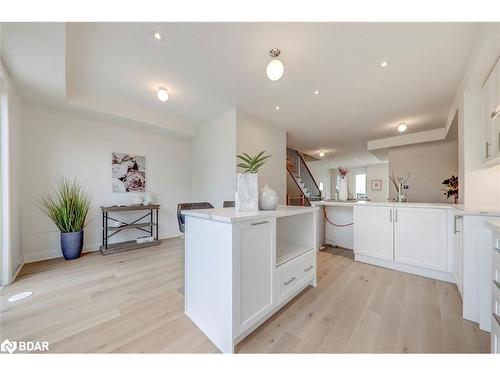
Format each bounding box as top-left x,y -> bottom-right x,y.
286,148 -> 323,206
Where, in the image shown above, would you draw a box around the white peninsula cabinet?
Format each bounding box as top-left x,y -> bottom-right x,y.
183,206 -> 318,353
353,204 -> 454,282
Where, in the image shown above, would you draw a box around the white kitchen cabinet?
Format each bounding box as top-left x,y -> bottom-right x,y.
233,219 -> 275,336
453,215 -> 464,297
353,205 -> 393,261
393,208 -> 448,272
482,72 -> 495,162
353,205 -> 454,283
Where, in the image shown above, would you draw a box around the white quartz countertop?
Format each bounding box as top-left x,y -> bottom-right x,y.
312,200 -> 461,210
485,220 -> 500,234
313,200 -> 500,217
182,205 -> 319,223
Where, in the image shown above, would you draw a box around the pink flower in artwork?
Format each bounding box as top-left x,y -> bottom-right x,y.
124,171 -> 146,192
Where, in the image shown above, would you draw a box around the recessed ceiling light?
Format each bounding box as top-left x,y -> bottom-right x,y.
275,106 -> 280,110
152,31 -> 164,41
379,61 -> 390,68
157,87 -> 168,102
319,151 -> 325,157
398,122 -> 408,132
266,48 -> 284,81
314,90 -> 320,95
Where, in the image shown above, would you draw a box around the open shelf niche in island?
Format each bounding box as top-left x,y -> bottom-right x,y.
276,212 -> 314,266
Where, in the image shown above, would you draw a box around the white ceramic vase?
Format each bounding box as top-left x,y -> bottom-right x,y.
259,184 -> 279,210
143,192 -> 153,206
236,173 -> 258,211
339,178 -> 348,201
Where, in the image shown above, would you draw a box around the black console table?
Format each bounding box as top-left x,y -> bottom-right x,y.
100,204 -> 160,255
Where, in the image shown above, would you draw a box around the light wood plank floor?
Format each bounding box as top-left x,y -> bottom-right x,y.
0,238 -> 490,353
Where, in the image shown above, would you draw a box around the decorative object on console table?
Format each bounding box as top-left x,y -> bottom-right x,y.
235,151 -> 272,211
337,167 -> 349,201
143,191 -> 153,206
100,204 -> 160,255
390,171 -> 410,202
112,152 -> 146,193
259,184 -> 279,210
36,177 -> 91,260
442,175 -> 459,204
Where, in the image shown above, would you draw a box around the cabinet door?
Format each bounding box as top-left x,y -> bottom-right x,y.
394,208 -> 447,271
494,61 -> 500,157
353,206 -> 394,261
483,72 -> 495,161
454,215 -> 463,296
234,219 -> 275,336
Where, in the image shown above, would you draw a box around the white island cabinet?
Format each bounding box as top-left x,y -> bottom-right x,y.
183,206 -> 318,353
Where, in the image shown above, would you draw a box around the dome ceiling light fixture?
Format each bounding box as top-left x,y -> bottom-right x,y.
398,122 -> 408,132
266,48 -> 284,81
157,87 -> 169,102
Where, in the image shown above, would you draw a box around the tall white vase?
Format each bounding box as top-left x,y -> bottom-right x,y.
236,173 -> 258,211
339,178 -> 348,201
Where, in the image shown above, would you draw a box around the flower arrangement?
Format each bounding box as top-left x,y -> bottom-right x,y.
337,167 -> 348,179
389,172 -> 411,192
390,172 -> 411,202
442,175 -> 459,203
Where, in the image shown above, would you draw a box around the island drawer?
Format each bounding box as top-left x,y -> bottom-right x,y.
277,249 -> 315,305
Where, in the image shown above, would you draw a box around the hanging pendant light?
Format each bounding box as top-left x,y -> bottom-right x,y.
266,48 -> 284,81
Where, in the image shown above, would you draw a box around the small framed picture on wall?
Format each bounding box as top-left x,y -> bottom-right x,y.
371,179 -> 382,191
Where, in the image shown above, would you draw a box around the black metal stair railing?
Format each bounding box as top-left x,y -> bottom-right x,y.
286,148 -> 322,205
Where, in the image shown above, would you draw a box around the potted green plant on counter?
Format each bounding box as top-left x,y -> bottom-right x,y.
236,151 -> 271,211
37,177 -> 91,260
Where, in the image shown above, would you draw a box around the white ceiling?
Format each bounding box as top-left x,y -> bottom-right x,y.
1,22 -> 477,164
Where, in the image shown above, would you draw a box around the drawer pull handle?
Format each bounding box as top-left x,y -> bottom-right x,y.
304,265 -> 314,272
283,277 -> 296,286
494,280 -> 500,292
251,221 -> 269,226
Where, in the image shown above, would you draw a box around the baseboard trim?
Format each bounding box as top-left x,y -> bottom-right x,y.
355,254 -> 455,283
23,234 -> 183,264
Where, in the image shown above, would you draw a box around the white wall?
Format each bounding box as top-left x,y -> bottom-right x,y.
20,102 -> 191,262
366,163 -> 389,202
388,141 -> 458,203
236,111 -> 286,204
190,110 -> 237,208
0,62 -> 23,284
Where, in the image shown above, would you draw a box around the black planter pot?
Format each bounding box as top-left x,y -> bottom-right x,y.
60,230 -> 84,260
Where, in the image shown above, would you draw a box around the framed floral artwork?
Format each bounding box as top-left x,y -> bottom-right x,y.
371,179 -> 382,191
112,152 -> 146,192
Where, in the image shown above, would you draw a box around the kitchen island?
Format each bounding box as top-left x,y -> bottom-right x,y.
182,205 -> 319,353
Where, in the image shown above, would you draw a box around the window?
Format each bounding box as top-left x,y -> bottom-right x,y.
355,174 -> 366,196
